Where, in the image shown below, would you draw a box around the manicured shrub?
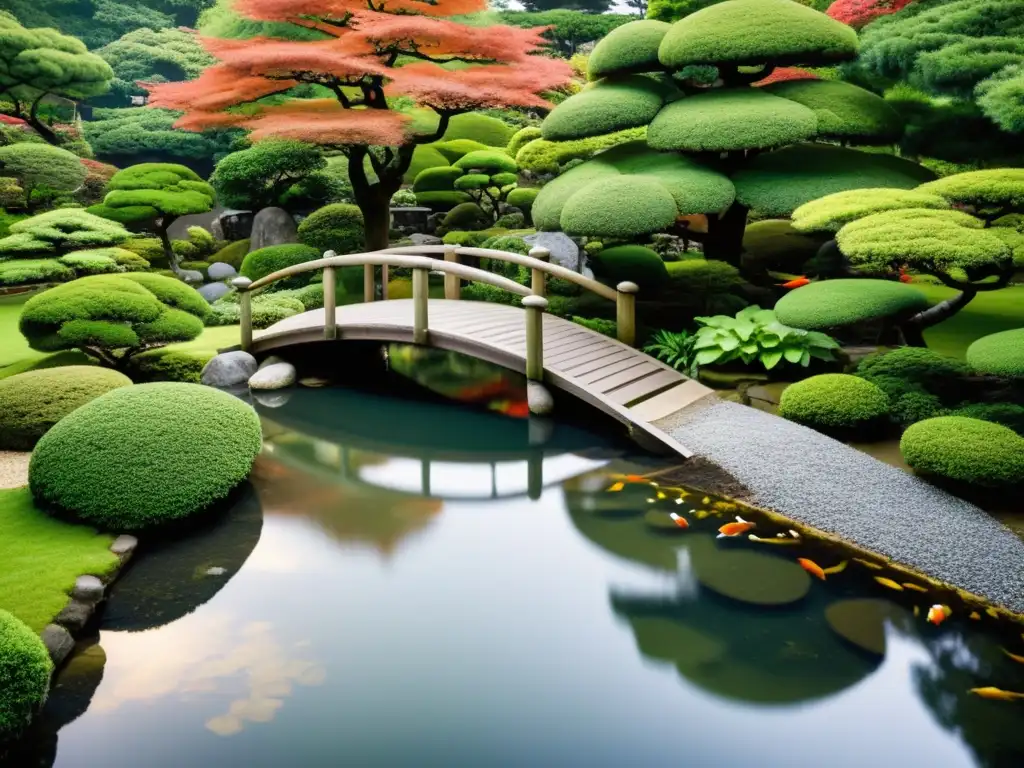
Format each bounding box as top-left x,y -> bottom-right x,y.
588,20 -> 671,79
442,202 -> 490,231
779,374 -> 891,435
0,258 -> 75,286
29,383 -> 263,530
210,139 -> 327,210
481,235 -> 530,255
590,245 -> 668,292
506,187 -> 539,213
506,127 -> 542,158
441,113 -> 516,147
889,390 -> 948,430
900,417 -> 1024,490
209,239 -> 250,269
561,177 -> 678,238
952,403 -> 1024,436
414,190 -> 474,210
412,166 -> 465,193
0,609 -> 52,741
856,347 -> 971,401
0,144 -> 88,209
741,219 -> 824,273
442,231 -> 490,247
515,127 -> 647,174
966,329 -> 1024,378
774,278 -> 930,330
125,349 -> 210,383
542,76 -> 668,141
187,226 -> 217,256
297,204 -> 365,255
792,188 -> 950,234
0,209 -> 132,258
404,144 -> 449,183
0,366 -> 132,450
433,139 -> 492,164
454,150 -> 518,175
239,244 -> 321,288
207,292 -> 306,328
494,211 -> 525,229
762,80 -> 903,144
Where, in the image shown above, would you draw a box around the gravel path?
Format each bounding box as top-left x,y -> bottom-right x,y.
0,451 -> 30,489
657,399 -> 1024,613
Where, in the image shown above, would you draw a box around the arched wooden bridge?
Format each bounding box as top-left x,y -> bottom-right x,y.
231,245 -> 714,457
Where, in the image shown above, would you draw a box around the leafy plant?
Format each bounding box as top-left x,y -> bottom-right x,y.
692,306 -> 839,371
643,329 -> 697,376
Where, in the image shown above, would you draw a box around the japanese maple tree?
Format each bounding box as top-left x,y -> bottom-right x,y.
826,0 -> 914,29
148,0 -> 571,251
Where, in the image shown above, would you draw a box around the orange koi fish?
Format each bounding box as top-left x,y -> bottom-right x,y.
798,558 -> 827,581
717,516 -> 756,538
874,577 -> 904,591
927,605 -> 952,626
902,583 -> 928,594
780,276 -> 810,289
1002,649 -> 1024,665
969,687 -> 1024,702
669,512 -> 689,529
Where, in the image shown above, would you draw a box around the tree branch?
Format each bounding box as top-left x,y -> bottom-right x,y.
411,110 -> 452,146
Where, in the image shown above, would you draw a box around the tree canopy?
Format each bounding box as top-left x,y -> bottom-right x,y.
0,208 -> 131,257
0,14 -> 113,144
210,140 -> 328,211
0,144 -> 89,210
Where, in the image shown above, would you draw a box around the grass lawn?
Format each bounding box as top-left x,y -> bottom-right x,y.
0,487 -> 119,632
0,292 -> 46,368
918,284 -> 1024,358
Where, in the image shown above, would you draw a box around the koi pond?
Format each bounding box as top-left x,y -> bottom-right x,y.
5,346 -> 1024,767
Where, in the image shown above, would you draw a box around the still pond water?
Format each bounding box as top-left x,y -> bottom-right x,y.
7,347 -> 1024,767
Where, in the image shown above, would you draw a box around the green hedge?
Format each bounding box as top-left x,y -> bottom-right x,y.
297,204 -> 364,255
412,166 -> 464,193
900,416 -> 1024,489
590,245 -> 668,293
433,139 -> 492,164
0,366 -> 132,450
0,609 -> 52,741
29,383 -> 262,531
774,278 -> 930,330
239,244 -> 320,289
454,150 -> 518,175
779,374 -> 891,435
442,231 -> 490,247
965,329 -> 1024,378
763,80 -> 903,144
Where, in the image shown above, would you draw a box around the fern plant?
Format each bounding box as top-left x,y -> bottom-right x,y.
643,329 -> 697,377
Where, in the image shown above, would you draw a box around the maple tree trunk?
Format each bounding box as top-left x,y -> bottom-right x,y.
158,218 -> 181,272
703,202 -> 748,268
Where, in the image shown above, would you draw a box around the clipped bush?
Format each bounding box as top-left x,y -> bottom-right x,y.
774,278 -> 930,330
561,177 -> 678,238
494,211 -> 525,229
779,374 -> 891,436
454,150 -> 518,175
900,417 -> 1024,490
210,139 -> 327,210
590,245 -> 668,293
543,76 -> 668,142
856,347 -> 971,404
0,209 -> 131,258
297,203 -> 364,255
507,126 -> 542,158
442,202 -> 490,231
413,190 -> 473,210
952,403 -> 1024,435
125,348 -> 210,384
588,19 -> 671,79
0,258 -> 75,286
442,231 -> 490,248
481,235 -> 530,255
741,219 -> 824,273
208,292 -> 306,328
441,112 -> 516,147
29,383 -> 263,530
0,143 -> 88,209
209,239 -> 251,269
966,329 -> 1024,378
506,187 -> 540,213
239,244 -> 321,288
413,166 -> 465,193
0,609 -> 52,741
433,139 -> 492,164
187,226 -> 217,256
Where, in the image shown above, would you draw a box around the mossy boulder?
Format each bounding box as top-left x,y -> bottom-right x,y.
900,416 -> 1024,490
28,383 -> 263,531
779,374 -> 891,436
0,609 -> 53,742
966,329 -> 1024,378
0,366 -> 133,450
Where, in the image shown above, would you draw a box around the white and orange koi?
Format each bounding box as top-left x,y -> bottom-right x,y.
927,605 -> 952,626
717,516 -> 756,538
669,512 -> 690,530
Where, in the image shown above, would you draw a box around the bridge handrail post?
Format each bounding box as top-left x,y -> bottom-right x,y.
231,276 -> 253,351
322,259 -> 337,340
413,265 -> 430,344
363,263 -> 375,303
616,281 -> 639,347
522,294 -> 548,381
528,246 -> 549,298
443,246 -> 461,300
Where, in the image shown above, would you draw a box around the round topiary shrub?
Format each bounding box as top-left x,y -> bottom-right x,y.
590,244 -> 668,293
900,417 -> 1024,490
952,403 -> 1024,435
779,374 -> 891,436
856,346 -> 971,403
774,278 -> 930,330
0,366 -> 133,450
296,203 -> 364,255
0,609 -> 52,742
966,329 -> 1024,378
506,187 -> 539,213
29,383 -> 262,531
442,202 -> 489,231
239,244 -> 320,289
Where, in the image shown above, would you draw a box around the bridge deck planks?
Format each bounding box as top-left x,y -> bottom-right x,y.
250,299 -> 713,457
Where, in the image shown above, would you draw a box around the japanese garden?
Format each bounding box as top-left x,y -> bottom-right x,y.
2,0 -> 1024,764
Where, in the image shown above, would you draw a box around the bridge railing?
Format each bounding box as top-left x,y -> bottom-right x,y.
231,251 -> 552,380
373,244 -> 638,346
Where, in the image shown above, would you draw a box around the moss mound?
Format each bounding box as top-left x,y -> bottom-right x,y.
952,403 -> 1024,435
588,20 -> 671,79
590,245 -> 668,293
442,202 -> 490,230
412,166 -> 464,193
506,187 -> 539,213
900,416 -> 1024,490
239,244 -> 321,289
774,278 -> 929,330
453,150 -> 517,175
209,239 -> 250,269
542,76 -> 668,141
0,609 -> 53,741
657,0 -> 859,71
764,80 -> 903,144
792,189 -> 950,234
0,367 -> 133,450
29,383 -> 263,531
779,374 -> 890,435
441,112 -> 516,147
561,176 -> 678,238
966,329 -> 1024,378
297,203 -> 364,255
433,139 -> 492,164
648,89 -> 817,152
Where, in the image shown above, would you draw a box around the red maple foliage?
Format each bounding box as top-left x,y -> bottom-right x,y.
148,0 -> 571,248
752,67 -> 821,87
826,0 -> 914,29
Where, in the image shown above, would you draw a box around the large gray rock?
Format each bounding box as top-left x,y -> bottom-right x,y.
251,390 -> 293,408
202,351 -> 259,388
390,206 -> 431,234
72,575 -> 105,604
41,624 -> 75,665
207,262 -> 237,281
527,381 -> 554,416
249,361 -> 297,390
210,218 -> 225,240
409,233 -> 442,246
249,206 -> 298,252
218,209 -> 254,241
110,535 -> 138,557
523,232 -> 581,271
198,281 -> 231,304
180,269 -> 204,285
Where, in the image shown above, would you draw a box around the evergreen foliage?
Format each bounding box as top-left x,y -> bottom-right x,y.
211,140 -> 327,211
0,609 -> 52,741
590,245 -> 669,292
0,209 -> 131,257
587,21 -> 672,79
0,145 -> 89,210
966,329 -> 1024,378
792,188 -> 950,233
900,416 -> 1024,490
774,278 -> 929,329
297,204 -> 365,256
761,80 -> 903,144
95,27 -> 214,106
543,76 -> 670,141
779,374 -> 891,435
239,244 -> 321,288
